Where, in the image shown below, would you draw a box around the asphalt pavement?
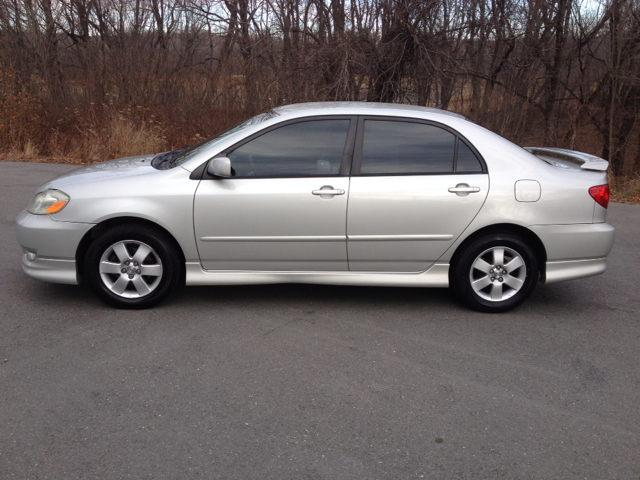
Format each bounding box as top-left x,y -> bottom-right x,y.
1,160 -> 639,479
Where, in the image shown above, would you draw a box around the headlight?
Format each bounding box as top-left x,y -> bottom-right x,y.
27,189 -> 70,215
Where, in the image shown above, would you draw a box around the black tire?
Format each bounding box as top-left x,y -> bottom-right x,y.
450,233 -> 539,313
85,224 -> 183,309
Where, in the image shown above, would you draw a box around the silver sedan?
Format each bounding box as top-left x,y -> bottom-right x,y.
15,102 -> 615,312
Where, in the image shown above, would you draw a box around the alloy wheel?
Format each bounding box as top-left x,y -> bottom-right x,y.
468,246 -> 527,302
98,240 -> 163,298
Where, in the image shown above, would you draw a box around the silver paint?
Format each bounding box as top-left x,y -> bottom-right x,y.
15,102 -> 616,297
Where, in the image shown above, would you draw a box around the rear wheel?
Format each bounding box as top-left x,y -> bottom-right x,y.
85,224 -> 182,309
451,233 -> 539,313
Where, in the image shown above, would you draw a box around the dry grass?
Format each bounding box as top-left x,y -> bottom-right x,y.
2,114 -> 166,165
65,114 -> 166,163
610,176 -> 640,205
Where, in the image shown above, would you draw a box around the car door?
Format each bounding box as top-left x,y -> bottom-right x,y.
347,117 -> 489,272
194,117 -> 355,271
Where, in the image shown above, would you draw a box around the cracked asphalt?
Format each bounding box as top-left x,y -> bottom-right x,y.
1,160 -> 639,479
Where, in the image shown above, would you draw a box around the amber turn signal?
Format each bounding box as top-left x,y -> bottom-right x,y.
45,201 -> 68,214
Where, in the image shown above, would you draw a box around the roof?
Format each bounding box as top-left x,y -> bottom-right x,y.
272,102 -> 466,119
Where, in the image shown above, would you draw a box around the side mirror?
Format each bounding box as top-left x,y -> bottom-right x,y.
207,157 -> 231,178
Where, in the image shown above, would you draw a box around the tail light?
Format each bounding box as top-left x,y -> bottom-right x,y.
589,184 -> 610,209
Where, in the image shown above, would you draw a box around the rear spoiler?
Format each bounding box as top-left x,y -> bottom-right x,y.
524,147 -> 609,172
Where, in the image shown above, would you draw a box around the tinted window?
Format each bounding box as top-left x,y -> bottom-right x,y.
360,120 -> 455,174
456,139 -> 483,173
228,120 -> 350,177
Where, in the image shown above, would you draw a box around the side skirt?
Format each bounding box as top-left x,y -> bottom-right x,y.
185,262 -> 450,288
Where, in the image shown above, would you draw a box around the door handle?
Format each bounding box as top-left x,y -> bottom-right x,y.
312,186 -> 345,197
448,184 -> 480,195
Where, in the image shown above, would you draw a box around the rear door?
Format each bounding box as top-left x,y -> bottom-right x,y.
347,117 -> 489,272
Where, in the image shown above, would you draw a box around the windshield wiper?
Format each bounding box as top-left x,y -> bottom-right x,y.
263,109 -> 279,120
151,146 -> 191,170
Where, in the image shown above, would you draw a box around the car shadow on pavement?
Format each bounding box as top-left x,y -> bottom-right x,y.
172,283 -> 458,310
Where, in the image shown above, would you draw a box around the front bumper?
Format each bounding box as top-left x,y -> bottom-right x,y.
21,254 -> 79,284
15,210 -> 94,285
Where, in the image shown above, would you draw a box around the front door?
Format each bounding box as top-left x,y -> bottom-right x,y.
194,118 -> 354,271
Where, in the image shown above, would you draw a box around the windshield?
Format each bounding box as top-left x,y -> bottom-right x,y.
169,112 -> 270,168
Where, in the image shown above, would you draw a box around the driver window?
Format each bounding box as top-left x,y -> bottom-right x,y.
227,119 -> 350,177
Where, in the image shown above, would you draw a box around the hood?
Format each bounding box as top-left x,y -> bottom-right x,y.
42,154 -> 157,190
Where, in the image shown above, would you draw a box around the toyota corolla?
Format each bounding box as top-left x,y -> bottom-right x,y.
15,102 -> 615,312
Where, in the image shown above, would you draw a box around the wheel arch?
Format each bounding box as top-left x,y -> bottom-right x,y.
75,216 -> 186,279
450,223 -> 548,283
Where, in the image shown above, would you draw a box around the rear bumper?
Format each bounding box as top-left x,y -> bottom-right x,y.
530,222 -> 615,284
544,258 -> 607,284
529,223 -> 615,261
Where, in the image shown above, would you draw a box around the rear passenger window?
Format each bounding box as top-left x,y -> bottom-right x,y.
360,120 -> 455,174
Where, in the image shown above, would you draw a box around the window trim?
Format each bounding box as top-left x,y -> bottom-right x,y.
351,116 -> 487,176
200,115 -> 358,180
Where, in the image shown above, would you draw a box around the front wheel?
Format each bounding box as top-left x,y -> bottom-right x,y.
85,224 -> 182,309
451,233 -> 539,313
